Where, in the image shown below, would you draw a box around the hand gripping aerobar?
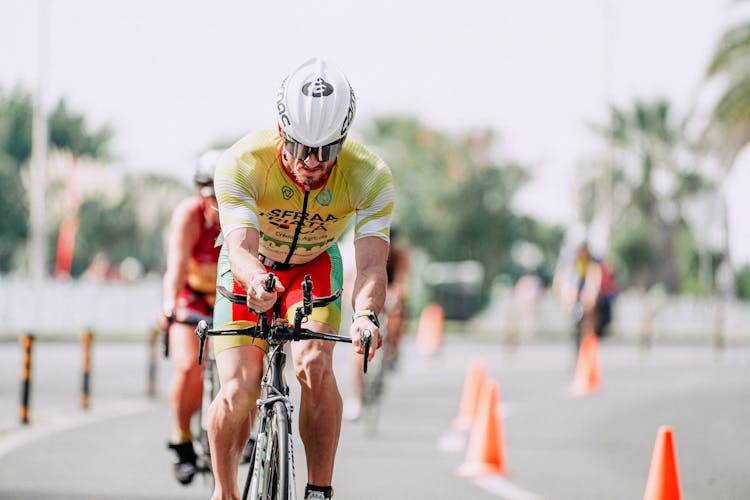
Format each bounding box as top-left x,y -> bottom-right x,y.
194,273 -> 371,371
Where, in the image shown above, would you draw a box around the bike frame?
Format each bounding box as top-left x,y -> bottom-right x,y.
195,273 -> 371,500
244,342 -> 295,499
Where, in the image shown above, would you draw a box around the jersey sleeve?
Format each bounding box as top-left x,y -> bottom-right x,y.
352,155 -> 395,242
214,137 -> 264,238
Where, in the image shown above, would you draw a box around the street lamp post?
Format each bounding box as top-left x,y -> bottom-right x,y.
28,0 -> 49,281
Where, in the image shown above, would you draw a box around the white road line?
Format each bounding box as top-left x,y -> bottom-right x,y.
0,398 -> 157,459
473,476 -> 541,500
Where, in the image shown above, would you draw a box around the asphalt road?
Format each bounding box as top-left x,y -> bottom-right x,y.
0,335 -> 748,499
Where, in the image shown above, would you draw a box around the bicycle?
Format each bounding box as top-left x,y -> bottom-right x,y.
162,311 -> 217,483
195,273 -> 372,500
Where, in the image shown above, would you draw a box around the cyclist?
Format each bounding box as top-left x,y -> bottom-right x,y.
344,226 -> 410,420
552,241 -> 617,351
382,226 -> 411,368
209,58 -> 394,500
159,150 -> 223,485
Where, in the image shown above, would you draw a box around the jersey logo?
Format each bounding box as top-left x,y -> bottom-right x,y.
315,189 -> 332,206
281,185 -> 294,200
302,78 -> 334,97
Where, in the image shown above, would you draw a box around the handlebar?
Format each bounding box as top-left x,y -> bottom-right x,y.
197,274 -> 367,371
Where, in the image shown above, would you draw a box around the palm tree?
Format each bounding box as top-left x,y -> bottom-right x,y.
704,2 -> 750,166
702,2 -> 750,276
581,99 -> 712,291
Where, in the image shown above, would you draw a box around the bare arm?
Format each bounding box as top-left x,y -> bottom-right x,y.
161,200 -> 201,319
390,245 -> 411,297
224,227 -> 284,311
349,236 -> 389,359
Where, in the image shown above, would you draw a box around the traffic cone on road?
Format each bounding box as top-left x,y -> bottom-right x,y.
456,379 -> 507,477
643,425 -> 682,500
416,303 -> 444,357
451,359 -> 487,432
570,332 -> 601,396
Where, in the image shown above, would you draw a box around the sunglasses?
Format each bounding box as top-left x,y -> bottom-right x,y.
283,134 -> 345,162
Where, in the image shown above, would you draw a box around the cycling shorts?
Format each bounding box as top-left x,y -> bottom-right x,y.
174,287 -> 215,325
212,243 -> 343,355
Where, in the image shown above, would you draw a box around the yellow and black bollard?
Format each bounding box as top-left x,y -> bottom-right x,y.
147,328 -> 159,397
19,333 -> 34,424
81,330 -> 93,409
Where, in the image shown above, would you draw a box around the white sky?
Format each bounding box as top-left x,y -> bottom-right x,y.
2,0 -> 749,264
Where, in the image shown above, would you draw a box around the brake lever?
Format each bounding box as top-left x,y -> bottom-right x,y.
302,274 -> 313,315
162,316 -> 173,359
196,320 -> 209,365
264,273 -> 276,292
361,329 -> 372,374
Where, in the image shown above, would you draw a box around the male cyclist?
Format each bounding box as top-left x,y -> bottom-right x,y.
344,226 -> 410,420
382,226 -> 411,368
209,58 -> 394,500
553,241 -> 617,352
159,150 -> 222,485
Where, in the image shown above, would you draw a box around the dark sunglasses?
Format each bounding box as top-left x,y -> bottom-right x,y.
283,134 -> 345,162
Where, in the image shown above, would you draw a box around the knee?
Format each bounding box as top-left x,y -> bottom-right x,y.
216,379 -> 256,415
174,357 -> 201,378
295,350 -> 333,389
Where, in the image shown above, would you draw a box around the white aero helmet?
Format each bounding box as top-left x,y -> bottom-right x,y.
194,149 -> 222,186
276,58 -> 356,155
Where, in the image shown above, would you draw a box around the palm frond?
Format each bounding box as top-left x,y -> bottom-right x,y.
706,21 -> 750,76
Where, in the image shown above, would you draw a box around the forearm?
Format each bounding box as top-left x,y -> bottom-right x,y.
225,229 -> 266,291
351,236 -> 389,314
162,266 -> 186,312
351,264 -> 387,315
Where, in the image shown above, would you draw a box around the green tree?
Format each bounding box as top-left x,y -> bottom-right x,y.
702,3 -> 750,285
48,99 -> 112,160
0,151 -> 28,272
71,173 -> 189,277
363,117 -> 563,297
704,2 -> 750,166
583,99 -> 713,292
0,86 -> 112,274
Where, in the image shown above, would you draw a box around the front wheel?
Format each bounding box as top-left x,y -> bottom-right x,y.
244,401 -> 291,500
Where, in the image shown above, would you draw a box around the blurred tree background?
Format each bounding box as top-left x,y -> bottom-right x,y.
577,99 -> 718,294
0,85 -> 188,278
3,8 -> 750,312
363,117 -> 564,314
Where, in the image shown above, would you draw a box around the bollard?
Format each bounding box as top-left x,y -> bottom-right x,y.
81,330 -> 93,409
19,333 -> 35,425
147,328 -> 159,397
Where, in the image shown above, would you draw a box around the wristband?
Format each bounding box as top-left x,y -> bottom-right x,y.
352,309 -> 380,327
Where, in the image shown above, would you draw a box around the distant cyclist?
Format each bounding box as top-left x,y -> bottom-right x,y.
344,226 -> 410,420
553,242 -> 617,351
209,58 -> 394,500
158,150 -> 222,485
383,226 -> 411,368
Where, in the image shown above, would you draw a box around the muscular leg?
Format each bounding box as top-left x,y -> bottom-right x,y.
291,320 -> 342,486
208,345 -> 264,500
169,322 -> 203,440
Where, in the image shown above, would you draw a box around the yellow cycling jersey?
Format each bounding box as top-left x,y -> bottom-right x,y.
215,130 -> 395,265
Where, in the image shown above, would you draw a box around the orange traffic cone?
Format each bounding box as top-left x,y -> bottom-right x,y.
451,359 -> 487,432
416,303 -> 444,356
570,332 -> 601,396
456,379 -> 507,476
643,426 -> 682,500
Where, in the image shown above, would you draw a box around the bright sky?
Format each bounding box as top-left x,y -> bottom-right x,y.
2,0 -> 749,264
